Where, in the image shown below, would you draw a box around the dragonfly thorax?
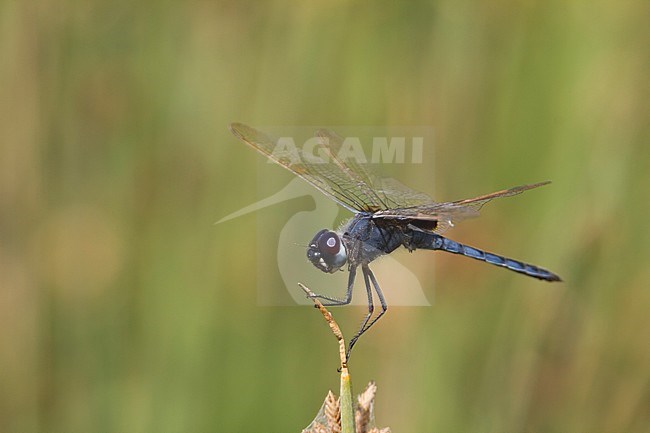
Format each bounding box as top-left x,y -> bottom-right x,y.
307,229 -> 347,273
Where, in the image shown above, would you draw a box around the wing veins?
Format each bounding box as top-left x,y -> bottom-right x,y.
315,130 -> 390,210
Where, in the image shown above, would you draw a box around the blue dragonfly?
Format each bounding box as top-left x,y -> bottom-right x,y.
229,123 -> 562,359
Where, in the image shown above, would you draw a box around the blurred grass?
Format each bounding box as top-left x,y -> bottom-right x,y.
1,0 -> 649,432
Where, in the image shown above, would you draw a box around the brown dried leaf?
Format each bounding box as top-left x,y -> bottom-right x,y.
355,381 -> 377,433
324,390 -> 341,433
303,382 -> 389,433
303,391 -> 341,433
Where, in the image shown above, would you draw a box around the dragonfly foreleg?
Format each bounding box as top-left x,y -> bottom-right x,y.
307,265 -> 356,306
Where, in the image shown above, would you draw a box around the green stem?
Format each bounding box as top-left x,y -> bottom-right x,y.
340,367 -> 355,433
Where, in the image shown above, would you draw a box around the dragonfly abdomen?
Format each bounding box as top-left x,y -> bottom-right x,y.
410,231 -> 561,282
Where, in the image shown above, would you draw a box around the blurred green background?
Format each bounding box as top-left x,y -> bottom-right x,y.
1,1 -> 648,432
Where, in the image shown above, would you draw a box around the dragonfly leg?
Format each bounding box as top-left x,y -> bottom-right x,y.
307,266 -> 356,306
346,264 -> 388,361
347,266 -> 375,359
364,265 -> 388,331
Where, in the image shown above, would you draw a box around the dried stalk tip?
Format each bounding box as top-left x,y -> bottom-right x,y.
355,381 -> 377,433
302,382 -> 390,433
324,391 -> 341,433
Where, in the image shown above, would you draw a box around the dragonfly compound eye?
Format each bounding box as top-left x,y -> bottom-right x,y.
307,229 -> 347,273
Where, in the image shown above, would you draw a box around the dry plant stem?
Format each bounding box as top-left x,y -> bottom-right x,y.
298,283 -> 355,433
298,283 -> 347,369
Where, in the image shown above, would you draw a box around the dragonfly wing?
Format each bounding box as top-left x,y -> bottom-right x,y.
374,177 -> 437,209
314,128 -> 394,210
316,129 -> 439,209
230,123 -> 383,212
449,181 -> 551,208
373,181 -> 551,233
231,123 -> 429,212
373,203 -> 479,233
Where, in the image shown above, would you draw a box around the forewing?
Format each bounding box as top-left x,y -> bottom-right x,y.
315,129 -> 442,209
374,177 -> 436,208
313,128 -> 393,210
230,123 -> 384,212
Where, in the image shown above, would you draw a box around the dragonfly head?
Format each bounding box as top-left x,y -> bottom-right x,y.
307,229 -> 347,273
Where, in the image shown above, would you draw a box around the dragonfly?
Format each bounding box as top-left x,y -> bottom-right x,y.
229,123 -> 562,359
